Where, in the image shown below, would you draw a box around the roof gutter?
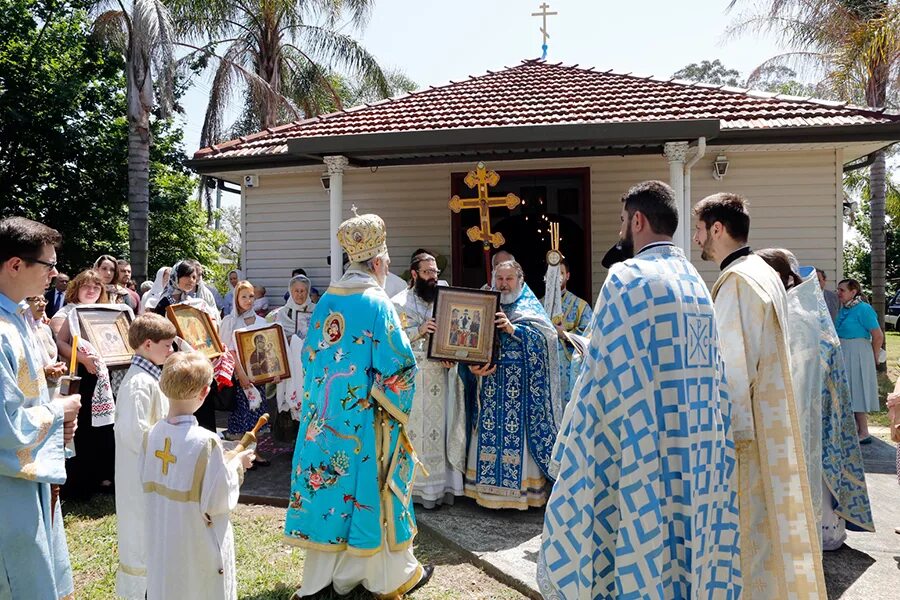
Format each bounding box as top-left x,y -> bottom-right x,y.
285,120 -> 722,157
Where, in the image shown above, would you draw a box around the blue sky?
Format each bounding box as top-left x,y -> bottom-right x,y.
180,1 -> 786,205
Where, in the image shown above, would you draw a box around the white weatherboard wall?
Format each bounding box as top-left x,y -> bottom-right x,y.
240,149 -> 843,305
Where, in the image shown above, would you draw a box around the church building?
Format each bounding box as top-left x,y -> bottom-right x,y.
187,59 -> 900,301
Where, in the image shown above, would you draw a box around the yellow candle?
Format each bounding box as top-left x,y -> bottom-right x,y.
70,335 -> 79,375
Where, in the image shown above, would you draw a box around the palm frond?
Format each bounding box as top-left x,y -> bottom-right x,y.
293,25 -> 390,99
91,10 -> 130,52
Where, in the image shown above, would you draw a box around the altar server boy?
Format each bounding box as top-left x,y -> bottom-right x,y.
142,351 -> 255,600
114,313 -> 176,598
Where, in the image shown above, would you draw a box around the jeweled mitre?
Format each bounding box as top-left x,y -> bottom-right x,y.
337,207 -> 388,263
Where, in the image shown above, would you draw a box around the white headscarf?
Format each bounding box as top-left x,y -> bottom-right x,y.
220,280 -> 262,351
141,266 -> 170,312
276,275 -> 315,339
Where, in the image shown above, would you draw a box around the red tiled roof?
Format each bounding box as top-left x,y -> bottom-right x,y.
193,59 -> 898,162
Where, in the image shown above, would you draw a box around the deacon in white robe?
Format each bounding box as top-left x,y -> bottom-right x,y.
695,193 -> 825,599
114,355 -> 170,598
0,221 -> 82,600
539,180 -> 740,599
392,253 -> 466,507
466,260 -> 561,510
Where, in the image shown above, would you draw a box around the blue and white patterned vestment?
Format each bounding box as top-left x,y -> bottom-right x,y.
0,293 -> 74,599
538,244 -> 741,599
465,284 -> 561,510
555,289 -> 592,404
785,271 -> 874,546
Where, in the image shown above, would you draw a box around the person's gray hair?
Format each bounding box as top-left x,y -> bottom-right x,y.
289,274 -> 311,290
349,250 -> 390,275
140,280 -> 153,294
493,259 -> 524,281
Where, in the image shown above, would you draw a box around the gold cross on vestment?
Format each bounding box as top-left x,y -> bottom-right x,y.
448,162 -> 521,249
155,437 -> 177,476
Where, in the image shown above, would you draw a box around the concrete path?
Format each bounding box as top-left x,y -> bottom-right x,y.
238,424 -> 900,599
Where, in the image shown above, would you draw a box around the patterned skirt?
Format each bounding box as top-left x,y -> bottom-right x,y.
226,384 -> 269,435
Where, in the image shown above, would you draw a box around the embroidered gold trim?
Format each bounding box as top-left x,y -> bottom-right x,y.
373,564 -> 424,600
16,405 -> 56,480
371,386 -> 408,426
281,535 -> 383,557
324,286 -> 366,297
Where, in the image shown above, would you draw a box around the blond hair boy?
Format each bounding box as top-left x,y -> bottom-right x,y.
114,313 -> 176,598
142,352 -> 254,600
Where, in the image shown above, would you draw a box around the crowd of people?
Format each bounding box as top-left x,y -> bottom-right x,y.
0,178 -> 897,600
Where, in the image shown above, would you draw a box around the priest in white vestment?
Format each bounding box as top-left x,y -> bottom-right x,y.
392,253 -> 466,507
694,193 -> 826,599
466,260 -> 561,510
539,181 -> 740,599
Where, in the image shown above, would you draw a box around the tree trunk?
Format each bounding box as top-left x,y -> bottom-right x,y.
126,38 -> 154,284
869,148 -> 887,328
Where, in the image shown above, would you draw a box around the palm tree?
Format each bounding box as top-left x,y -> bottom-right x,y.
91,0 -> 177,283
170,0 -> 393,151
728,0 -> 900,327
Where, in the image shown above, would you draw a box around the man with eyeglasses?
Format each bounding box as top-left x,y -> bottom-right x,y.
391,253 -> 466,508
0,217 -> 81,599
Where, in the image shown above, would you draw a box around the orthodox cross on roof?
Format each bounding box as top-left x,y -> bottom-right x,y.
531,2 -> 558,59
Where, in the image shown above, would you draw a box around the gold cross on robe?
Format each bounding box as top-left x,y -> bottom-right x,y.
448,162 -> 521,249
155,437 -> 177,476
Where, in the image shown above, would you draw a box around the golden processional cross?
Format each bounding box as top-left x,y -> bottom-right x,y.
449,162 -> 521,283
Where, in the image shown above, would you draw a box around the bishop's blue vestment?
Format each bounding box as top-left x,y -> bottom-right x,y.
538,244 -> 741,599
0,293 -> 73,599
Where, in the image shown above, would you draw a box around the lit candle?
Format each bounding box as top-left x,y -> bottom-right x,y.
70,335 -> 79,375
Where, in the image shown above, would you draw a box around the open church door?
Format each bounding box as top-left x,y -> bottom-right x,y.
451,168 -> 591,301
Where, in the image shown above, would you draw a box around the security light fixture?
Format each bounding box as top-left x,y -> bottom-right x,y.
712,155 -> 729,180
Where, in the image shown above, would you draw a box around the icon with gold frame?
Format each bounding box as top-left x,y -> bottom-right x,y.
77,306 -> 134,367
165,304 -> 223,360
234,324 -> 291,385
427,287 -> 500,365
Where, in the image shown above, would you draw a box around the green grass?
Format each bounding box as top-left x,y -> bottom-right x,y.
873,330 -> 900,427
62,496 -> 526,600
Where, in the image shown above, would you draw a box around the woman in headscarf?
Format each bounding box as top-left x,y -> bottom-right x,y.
140,266 -> 170,314
219,280 -> 270,464
267,275 -> 315,432
152,260 -> 224,431
222,269 -> 242,316
50,269 -> 118,499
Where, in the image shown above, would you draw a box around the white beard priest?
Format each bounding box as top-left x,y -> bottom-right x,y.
465,260 -> 561,509
392,252 -> 466,508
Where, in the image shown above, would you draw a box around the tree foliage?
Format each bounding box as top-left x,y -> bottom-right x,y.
673,59 -> 743,86
0,0 -> 222,281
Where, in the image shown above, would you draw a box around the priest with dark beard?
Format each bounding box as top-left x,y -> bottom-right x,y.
391,253 -> 466,507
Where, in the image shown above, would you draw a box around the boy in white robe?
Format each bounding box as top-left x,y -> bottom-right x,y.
142,352 -> 255,600
114,313 -> 176,598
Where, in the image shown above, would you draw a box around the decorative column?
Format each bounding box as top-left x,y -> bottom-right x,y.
324,155 -> 350,283
664,142 -> 690,252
